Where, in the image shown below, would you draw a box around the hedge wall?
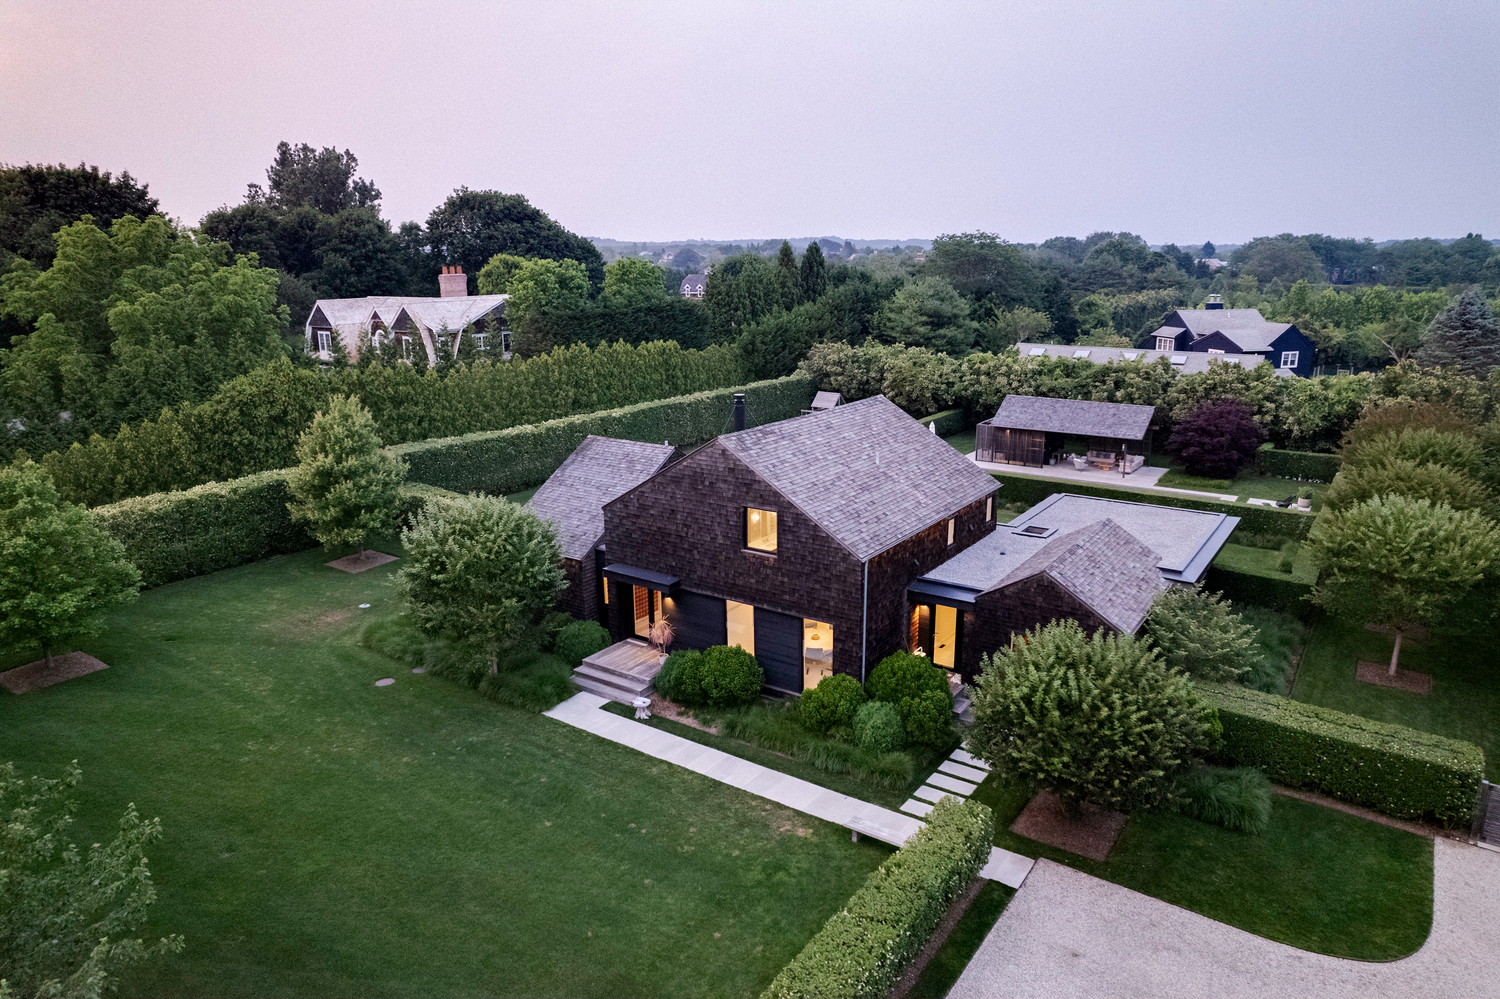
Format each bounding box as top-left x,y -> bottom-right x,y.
1204,566 -> 1315,616
987,470 -> 1315,539
397,374 -> 816,494
917,408 -> 967,436
1255,444 -> 1341,483
761,797 -> 994,999
1198,683 -> 1484,827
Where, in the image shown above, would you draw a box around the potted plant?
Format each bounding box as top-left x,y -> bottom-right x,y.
648,618 -> 675,664
1296,487 -> 1313,510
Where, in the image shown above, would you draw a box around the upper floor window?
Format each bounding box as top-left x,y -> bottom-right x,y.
1155,336 -> 1175,351
474,333 -> 488,350
316,330 -> 332,353
1280,350 -> 1299,369
746,508 -> 778,553
947,518 -> 956,545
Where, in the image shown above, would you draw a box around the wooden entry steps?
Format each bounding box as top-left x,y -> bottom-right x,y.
572,639 -> 664,704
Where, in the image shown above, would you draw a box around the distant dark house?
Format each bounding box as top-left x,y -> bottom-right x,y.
599,396 -> 1001,693
680,273 -> 707,299
1144,295 -> 1315,377
974,395 -> 1157,467
526,436 -> 680,624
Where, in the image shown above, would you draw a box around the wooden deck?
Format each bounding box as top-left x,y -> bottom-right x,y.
571,639 -> 664,703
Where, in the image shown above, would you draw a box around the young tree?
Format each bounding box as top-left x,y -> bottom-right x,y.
0,761 -> 184,999
1416,290 -> 1500,378
799,241 -> 828,302
1145,586 -> 1260,683
285,395 -> 406,555
0,462 -> 140,669
1168,397 -> 1266,479
967,621 -> 1206,815
396,494 -> 564,669
1305,494 -> 1500,674
602,257 -> 668,308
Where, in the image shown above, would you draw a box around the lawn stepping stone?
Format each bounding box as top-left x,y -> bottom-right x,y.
912,785 -> 955,804
938,759 -> 989,784
1245,498 -> 1279,507
412,667 -> 426,673
359,603 -> 371,608
950,748 -> 991,771
900,798 -> 935,818
375,677 -> 395,686
927,772 -> 979,796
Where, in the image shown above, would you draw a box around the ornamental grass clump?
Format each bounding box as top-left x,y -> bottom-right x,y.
853,701 -> 905,752
968,620 -> 1208,815
1176,765 -> 1273,834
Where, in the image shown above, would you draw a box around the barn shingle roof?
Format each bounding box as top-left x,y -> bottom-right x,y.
996,519 -> 1165,633
717,395 -> 997,560
1160,307 -> 1294,353
527,436 -> 679,559
991,394 -> 1156,440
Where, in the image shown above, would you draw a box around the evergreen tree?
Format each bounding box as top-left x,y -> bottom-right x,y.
1200,241 -> 1216,259
1416,291 -> 1500,378
432,325 -> 457,372
0,462 -> 140,668
800,241 -> 828,302
408,335 -> 430,374
285,395 -> 407,555
376,327 -> 403,365
776,240 -> 800,311
326,327 -> 352,369
353,325 -> 377,369
455,322 -> 479,365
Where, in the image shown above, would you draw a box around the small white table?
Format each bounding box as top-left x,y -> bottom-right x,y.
632,696 -> 652,720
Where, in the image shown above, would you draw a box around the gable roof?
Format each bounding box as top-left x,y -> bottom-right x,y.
395,295 -> 508,334
996,519 -> 1165,633
1015,343 -> 1290,377
527,436 -> 679,559
717,395 -> 997,560
810,391 -> 843,410
1157,307 -> 1295,353
680,274 -> 707,293
992,394 -> 1155,440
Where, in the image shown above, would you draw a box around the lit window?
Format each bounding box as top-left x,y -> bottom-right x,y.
986,497 -> 993,521
1280,350 -> 1299,369
932,605 -> 957,669
947,518 -> 955,545
746,508 -> 777,553
726,600 -> 755,654
1156,336 -> 1176,351
633,585 -> 651,638
803,619 -> 833,690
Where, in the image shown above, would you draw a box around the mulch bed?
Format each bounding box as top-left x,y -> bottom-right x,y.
1356,660 -> 1432,694
0,652 -> 110,695
326,550 -> 398,574
1009,789 -> 1127,861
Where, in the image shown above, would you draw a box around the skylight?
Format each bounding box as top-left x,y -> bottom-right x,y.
1170,354 -> 1187,365
1028,347 -> 1046,356
1122,351 -> 1139,360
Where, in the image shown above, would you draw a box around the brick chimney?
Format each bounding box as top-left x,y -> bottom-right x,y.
438,265 -> 468,298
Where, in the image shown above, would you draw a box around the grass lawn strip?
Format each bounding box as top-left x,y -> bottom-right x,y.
904,879 -> 1015,999
0,547 -> 891,999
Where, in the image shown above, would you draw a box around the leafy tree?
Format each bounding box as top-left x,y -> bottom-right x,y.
0,761 -> 184,999
1345,426 -> 1485,479
799,241 -> 828,302
871,277 -> 979,354
396,494 -> 565,669
0,162 -> 159,270
1145,587 -> 1260,683
259,141 -> 380,213
980,305 -> 1053,352
1305,495 -> 1500,674
924,232 -> 1036,308
1231,234 -> 1326,286
602,257 -> 667,307
968,620 -> 1207,814
1168,397 -> 1266,478
285,395 -> 406,554
672,246 -> 703,273
424,188 -> 603,290
1322,458 -> 1491,513
0,463 -> 140,668
504,258 -> 592,328
1416,290 -> 1500,378
476,252 -> 530,295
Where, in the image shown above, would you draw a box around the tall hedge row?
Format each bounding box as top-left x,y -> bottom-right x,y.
1254,444 -> 1342,482
988,470 -> 1315,538
42,341 -> 749,507
517,298 -> 714,352
1198,683 -> 1484,827
1203,566 -> 1315,616
761,797 -> 995,999
396,375 -> 816,494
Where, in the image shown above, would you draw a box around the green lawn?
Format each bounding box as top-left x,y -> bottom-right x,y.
1157,469 -> 1327,506
970,777 -> 1433,960
0,548 -> 889,998
1291,616 -> 1500,780
941,430 -> 976,455
505,485 -> 540,504
1212,541 -> 1317,584
908,880 -> 1014,998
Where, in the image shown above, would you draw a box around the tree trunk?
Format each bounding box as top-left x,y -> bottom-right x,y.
1388,628 -> 1403,676
42,639 -> 53,670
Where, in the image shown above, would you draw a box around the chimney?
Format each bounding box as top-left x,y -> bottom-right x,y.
1205,293 -> 1225,310
438,265 -> 468,298
732,392 -> 746,432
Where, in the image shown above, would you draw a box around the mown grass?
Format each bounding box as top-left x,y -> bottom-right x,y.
907,880 -> 1015,998
0,547 -> 889,998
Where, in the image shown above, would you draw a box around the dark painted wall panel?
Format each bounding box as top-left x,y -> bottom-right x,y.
755,606 -> 804,693
669,589 -> 728,651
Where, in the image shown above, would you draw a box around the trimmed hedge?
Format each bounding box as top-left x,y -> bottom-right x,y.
1197,682 -> 1484,827
1255,444 -> 1341,482
762,797 -> 995,999
917,408 -> 967,436
1204,565 -> 1315,617
396,374 -> 816,494
988,470 -> 1316,539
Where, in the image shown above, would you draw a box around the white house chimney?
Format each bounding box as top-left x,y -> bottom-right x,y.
439,265 -> 468,298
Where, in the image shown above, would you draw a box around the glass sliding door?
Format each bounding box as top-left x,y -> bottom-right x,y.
932,604 -> 957,669
803,620 -> 833,690
726,600 -> 755,654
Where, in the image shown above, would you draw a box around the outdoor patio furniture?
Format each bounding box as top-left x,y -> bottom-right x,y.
1085,450 -> 1117,470
1120,453 -> 1145,474
632,695 -> 652,720
1071,455 -> 1090,470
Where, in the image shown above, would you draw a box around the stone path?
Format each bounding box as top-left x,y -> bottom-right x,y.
544,692 -> 1034,887
950,838 -> 1500,998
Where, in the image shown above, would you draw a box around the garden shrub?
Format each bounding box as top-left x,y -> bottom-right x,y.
1253,444 -> 1341,482
697,645 -> 764,707
554,620 -> 610,667
653,649 -> 704,704
477,649 -> 576,712
761,797 -> 994,999
1322,458 -> 1491,513
1202,565 -> 1314,617
1176,765 -> 1272,834
536,610 -> 575,651
1145,586 -> 1260,683
901,690 -> 955,748
799,674 -> 866,734
853,700 -> 905,752
717,702 -> 915,789
360,614 -> 427,669
1197,682 -> 1485,826
1169,398 -> 1266,479
866,651 -> 954,748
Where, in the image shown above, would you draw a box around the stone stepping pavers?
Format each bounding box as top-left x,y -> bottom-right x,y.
939,759 -> 991,783
913,785 -> 958,805
927,772 -> 981,795
543,692 -> 1034,887
950,748 -> 991,771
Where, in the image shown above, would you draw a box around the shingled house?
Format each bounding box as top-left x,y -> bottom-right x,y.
304,266 -> 508,364
974,395 -> 1157,468
599,395 -> 1001,693
526,436 -> 680,623
1145,296 -> 1315,377
1015,342 -> 1293,377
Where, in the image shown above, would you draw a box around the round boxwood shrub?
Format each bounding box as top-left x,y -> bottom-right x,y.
554,619 -> 610,667
866,652 -> 954,746
800,674 -> 866,734
653,648 -> 703,704
854,700 -> 905,752
902,689 -> 956,747
697,645 -> 764,707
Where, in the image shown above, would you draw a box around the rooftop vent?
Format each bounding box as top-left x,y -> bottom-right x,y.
1012,524 -> 1057,539
439,265 -> 468,298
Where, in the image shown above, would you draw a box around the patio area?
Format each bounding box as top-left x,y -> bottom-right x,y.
967,454 -> 1239,502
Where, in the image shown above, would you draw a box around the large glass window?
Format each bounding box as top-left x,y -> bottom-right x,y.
803,619 -> 833,690
932,605 -> 957,669
1280,350 -> 1299,369
1155,336 -> 1175,351
316,330 -> 332,353
726,600 -> 755,654
746,508 -> 778,552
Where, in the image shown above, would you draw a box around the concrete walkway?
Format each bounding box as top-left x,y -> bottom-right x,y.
544,691 -> 1033,887
970,454 -> 1241,503
950,838 -> 1500,998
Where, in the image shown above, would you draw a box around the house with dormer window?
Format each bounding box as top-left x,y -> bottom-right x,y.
1143,295 -> 1314,376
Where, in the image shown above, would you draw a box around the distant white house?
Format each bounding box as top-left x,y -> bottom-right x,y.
305,265 -> 509,363
680,273 -> 707,299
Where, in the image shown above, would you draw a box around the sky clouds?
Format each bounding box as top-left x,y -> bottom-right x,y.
2,0 -> 1496,245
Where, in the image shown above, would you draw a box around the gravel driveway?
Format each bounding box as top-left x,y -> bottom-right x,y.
950,838 -> 1500,999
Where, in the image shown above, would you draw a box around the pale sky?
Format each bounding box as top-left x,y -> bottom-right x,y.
3,1 -> 1497,247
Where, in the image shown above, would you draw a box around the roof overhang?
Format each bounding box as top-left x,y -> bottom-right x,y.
907,578 -> 982,608
602,563 -> 680,591
1168,514 -> 1241,585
